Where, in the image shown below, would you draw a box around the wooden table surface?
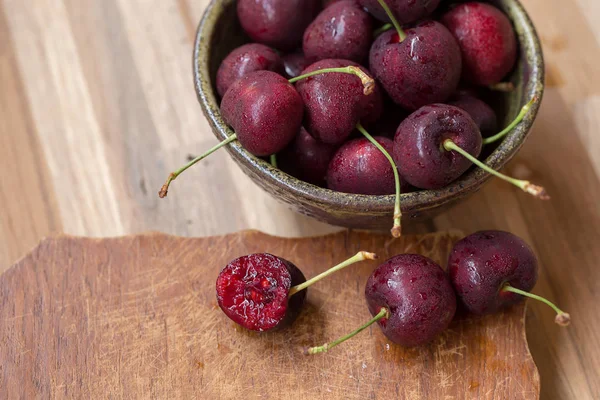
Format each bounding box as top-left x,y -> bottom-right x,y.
0,0 -> 598,399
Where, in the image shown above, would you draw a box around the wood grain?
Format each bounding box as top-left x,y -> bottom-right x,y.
0,0 -> 598,398
0,231 -> 539,399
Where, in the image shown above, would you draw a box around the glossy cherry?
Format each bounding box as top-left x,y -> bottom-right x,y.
216,43 -> 284,97
448,92 -> 497,137
279,127 -> 338,186
448,230 -> 570,326
441,2 -> 517,86
393,104 -> 481,189
303,0 -> 373,63
306,254 -> 456,353
295,59 -> 383,145
369,20 -> 462,110
358,0 -> 441,25
221,71 -> 303,156
217,251 -> 377,331
326,136 -> 400,195
237,0 -> 321,51
365,254 -> 457,346
392,102 -> 548,198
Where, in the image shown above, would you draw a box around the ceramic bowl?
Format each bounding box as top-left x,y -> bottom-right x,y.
193,0 -> 544,230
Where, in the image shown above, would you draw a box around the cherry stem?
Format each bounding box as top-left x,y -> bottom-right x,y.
158,134 -> 237,198
442,139 -> 549,200
502,284 -> 571,326
356,123 -> 402,237
288,251 -> 377,298
374,23 -> 393,37
270,154 -> 277,168
376,0 -> 406,42
483,97 -> 537,145
289,66 -> 375,95
306,307 -> 389,354
489,82 -> 515,92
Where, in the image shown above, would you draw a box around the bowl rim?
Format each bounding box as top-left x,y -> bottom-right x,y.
193,0 -> 545,215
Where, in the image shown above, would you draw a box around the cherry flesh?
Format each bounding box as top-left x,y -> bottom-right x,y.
369,21 -> 462,110
279,127 -> 338,186
216,253 -> 307,331
217,251 -> 376,332
365,254 -> 457,347
295,59 -> 383,145
221,70 -> 303,156
358,0 -> 441,25
441,2 -> 517,86
327,136 -> 404,195
237,0 -> 321,51
303,0 -> 373,63
282,51 -> 313,79
448,92 -> 498,137
393,104 -> 481,189
216,43 -> 284,98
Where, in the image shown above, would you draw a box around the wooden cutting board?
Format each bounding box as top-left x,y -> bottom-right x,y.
0,230 -> 539,399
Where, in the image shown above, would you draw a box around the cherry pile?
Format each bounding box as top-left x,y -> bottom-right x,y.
159,0 -> 549,237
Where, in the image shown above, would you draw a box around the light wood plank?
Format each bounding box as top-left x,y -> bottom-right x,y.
0,6 -> 62,271
3,0 -> 125,236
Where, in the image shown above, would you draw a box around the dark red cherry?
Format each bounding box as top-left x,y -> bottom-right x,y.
448,230 -> 537,315
393,104 -> 481,189
441,2 -> 517,86
448,92 -> 498,137
448,231 -> 570,325
216,43 -> 284,97
303,0 -> 373,63
221,71 -> 304,156
358,0 -> 441,24
326,136 -> 404,195
295,59 -> 383,144
216,253 -> 307,331
279,127 -> 338,186
237,0 -> 321,51
365,254 -> 457,347
369,21 -> 462,110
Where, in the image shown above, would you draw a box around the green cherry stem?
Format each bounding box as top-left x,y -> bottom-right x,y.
356,123 -> 402,237
306,307 -> 389,354
288,251 -> 377,298
377,0 -> 406,42
270,154 -> 278,168
159,134 -> 237,198
502,284 -> 571,326
374,23 -> 393,37
442,139 -> 549,200
483,97 -> 537,145
289,66 -> 375,95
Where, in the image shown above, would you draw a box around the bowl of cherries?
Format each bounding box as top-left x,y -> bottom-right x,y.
160,0 -> 545,235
